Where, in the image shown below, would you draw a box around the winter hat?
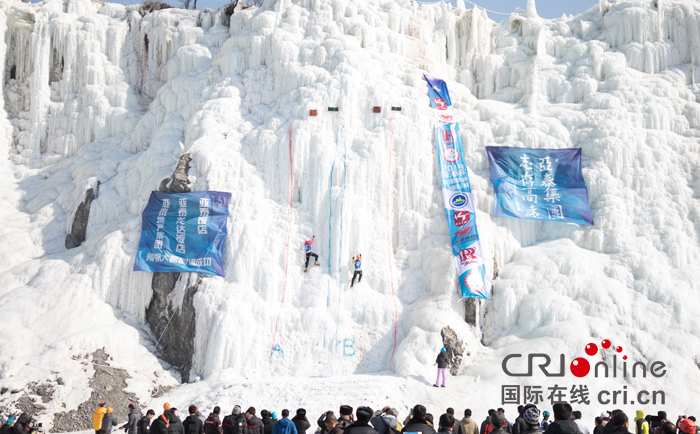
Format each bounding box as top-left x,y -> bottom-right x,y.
164,403 -> 171,411
599,412 -> 610,419
523,407 -> 540,426
340,406 -> 353,416
232,406 -> 242,416
385,408 -> 399,418
296,409 -> 306,417
272,413 -> 278,420
356,407 -> 373,423
441,348 -> 446,353
99,401 -> 106,407
129,403 -> 136,410
106,408 -> 113,414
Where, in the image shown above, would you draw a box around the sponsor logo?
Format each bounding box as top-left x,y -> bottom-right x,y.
453,211 -> 471,227
434,97 -> 448,110
449,193 -> 468,208
443,148 -> 460,163
458,247 -> 479,267
455,226 -> 473,236
464,270 -> 485,294
438,114 -> 453,122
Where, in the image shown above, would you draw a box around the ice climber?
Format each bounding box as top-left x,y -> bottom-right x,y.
120,404 -> 141,434
434,348 -> 448,388
102,408 -> 118,433
0,417 -> 15,434
350,255 -> 362,287
304,236 -> 320,272
94,402 -> 107,434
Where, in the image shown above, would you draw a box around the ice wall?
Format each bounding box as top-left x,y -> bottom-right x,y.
2,0 -> 700,417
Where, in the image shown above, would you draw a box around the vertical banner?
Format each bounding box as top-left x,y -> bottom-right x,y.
424,75 -> 489,300
133,191 -> 231,277
486,146 -> 594,225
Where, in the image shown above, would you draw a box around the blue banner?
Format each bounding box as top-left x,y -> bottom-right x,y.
486,146 -> 594,225
424,75 -> 489,300
134,191 -> 231,276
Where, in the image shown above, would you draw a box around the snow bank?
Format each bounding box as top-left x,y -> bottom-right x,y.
2,0 -> 700,425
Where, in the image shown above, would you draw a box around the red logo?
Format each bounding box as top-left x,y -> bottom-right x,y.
434,97 -> 448,110
458,248 -> 478,266
453,211 -> 471,227
570,339 -> 626,377
438,114 -> 453,122
464,270 -> 485,294
442,130 -> 455,145
443,148 -> 460,163
455,226 -> 473,236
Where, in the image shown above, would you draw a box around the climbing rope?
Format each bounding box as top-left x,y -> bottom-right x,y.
334,129 -> 347,353
322,127 -> 340,352
270,124 -> 294,356
387,119 -> 398,362
116,274 -> 192,420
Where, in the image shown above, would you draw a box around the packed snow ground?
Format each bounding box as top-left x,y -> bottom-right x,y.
1,0 -> 700,428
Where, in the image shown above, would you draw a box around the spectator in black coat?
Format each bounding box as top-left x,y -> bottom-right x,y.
323,415 -> 344,434
169,410 -> 185,434
184,406 -> 204,434
292,410 -> 310,434
402,406 -> 436,434
150,414 -> 170,434
438,414 -> 456,434
205,408 -> 222,434
491,412 -> 510,434
246,408 -> 264,434
261,411 -> 276,434
481,411 -> 496,434
344,407 -> 377,434
446,410 -> 463,434
138,410 -> 156,434
223,406 -> 247,434
544,405 -> 582,434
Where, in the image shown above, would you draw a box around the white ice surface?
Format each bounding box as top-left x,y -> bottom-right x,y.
1,0 -> 700,428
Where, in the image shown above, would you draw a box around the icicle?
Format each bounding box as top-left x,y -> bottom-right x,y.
525,0 -> 538,18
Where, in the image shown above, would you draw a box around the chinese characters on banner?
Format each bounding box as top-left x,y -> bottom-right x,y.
134,191 -> 231,276
424,75 -> 489,300
501,385 -> 591,405
485,146 -> 594,225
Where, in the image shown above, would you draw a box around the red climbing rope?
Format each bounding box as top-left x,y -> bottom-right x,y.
270,124 -> 294,356
387,118 -> 398,361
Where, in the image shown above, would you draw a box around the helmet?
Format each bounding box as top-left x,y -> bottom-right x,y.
106,408 -> 113,414
543,411 -> 550,417
356,255 -> 361,260
164,403 -> 171,411
680,419 -> 696,434
441,348 -> 446,353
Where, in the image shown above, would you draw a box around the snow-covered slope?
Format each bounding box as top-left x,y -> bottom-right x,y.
2,0 -> 700,426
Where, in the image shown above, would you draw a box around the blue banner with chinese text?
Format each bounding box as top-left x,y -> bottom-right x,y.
133,191 -> 231,276
424,75 -> 489,300
486,146 -> 593,225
